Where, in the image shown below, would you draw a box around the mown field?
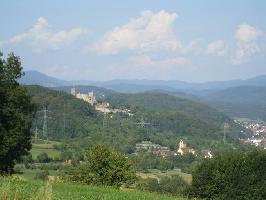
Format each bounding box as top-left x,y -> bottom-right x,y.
31,141 -> 61,159
0,177 -> 187,200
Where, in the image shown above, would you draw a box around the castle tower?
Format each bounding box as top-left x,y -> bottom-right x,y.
71,87 -> 76,96
179,139 -> 186,149
177,139 -> 186,155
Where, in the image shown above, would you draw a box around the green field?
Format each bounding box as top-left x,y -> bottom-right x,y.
31,141 -> 61,159
137,169 -> 192,184
0,176 -> 187,200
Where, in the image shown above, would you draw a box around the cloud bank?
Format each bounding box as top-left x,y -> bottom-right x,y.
89,10 -> 181,54
232,24 -> 262,65
1,17 -> 87,52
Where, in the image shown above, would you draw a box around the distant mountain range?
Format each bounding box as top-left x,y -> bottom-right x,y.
200,86 -> 266,120
19,70 -> 266,92
19,70 -> 71,87
20,70 -> 266,120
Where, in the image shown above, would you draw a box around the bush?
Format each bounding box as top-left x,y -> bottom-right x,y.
189,150 -> 266,200
137,175 -> 188,196
67,145 -> 136,187
36,153 -> 52,163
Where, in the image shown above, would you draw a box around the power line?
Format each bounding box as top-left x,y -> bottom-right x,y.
223,122 -> 229,143
103,112 -> 107,128
34,126 -> 38,142
36,104 -> 52,141
63,102 -> 66,135
42,105 -> 48,141
135,116 -> 151,128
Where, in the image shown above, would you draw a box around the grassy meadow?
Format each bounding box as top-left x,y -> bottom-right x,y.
0,176 -> 188,200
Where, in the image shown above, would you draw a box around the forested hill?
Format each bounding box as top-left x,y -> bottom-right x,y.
201,86 -> 266,120
26,85 -> 102,140
106,92 -> 252,144
107,93 -> 231,126
25,85 -> 249,153
202,86 -> 266,105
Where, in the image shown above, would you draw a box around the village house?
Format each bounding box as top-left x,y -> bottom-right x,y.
136,141 -> 169,152
155,149 -> 177,158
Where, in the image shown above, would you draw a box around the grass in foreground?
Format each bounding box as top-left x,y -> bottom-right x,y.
0,176 -> 187,200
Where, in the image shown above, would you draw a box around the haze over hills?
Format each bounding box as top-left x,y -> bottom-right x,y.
200,86 -> 266,120
19,70 -> 71,87
201,86 -> 266,105
20,70 -> 266,93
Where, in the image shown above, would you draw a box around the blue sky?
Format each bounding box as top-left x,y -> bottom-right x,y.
1,0 -> 266,82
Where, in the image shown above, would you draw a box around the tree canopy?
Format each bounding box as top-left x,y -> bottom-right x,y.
69,145 -> 136,187
189,150 -> 266,200
0,52 -> 34,174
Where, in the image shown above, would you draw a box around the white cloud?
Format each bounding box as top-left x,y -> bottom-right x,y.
232,24 -> 262,64
1,17 -> 87,52
89,10 -> 181,54
207,40 -> 228,57
235,24 -> 262,42
128,55 -> 187,66
182,40 -> 202,55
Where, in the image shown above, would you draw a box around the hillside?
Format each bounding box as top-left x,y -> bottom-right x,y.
107,93 -> 231,126
202,86 -> 266,105
25,85 -> 250,154
26,85 -> 102,140
201,86 -> 266,120
20,71 -> 70,87
106,92 -> 252,146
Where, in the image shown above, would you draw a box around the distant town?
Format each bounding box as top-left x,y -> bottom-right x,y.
135,140 -> 213,159
235,119 -> 266,149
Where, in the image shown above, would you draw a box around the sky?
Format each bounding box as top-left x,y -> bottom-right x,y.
1,0 -> 266,82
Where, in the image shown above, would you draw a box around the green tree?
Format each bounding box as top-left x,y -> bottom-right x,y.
189,150 -> 266,200
0,52 -> 34,174
70,145 -> 136,187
